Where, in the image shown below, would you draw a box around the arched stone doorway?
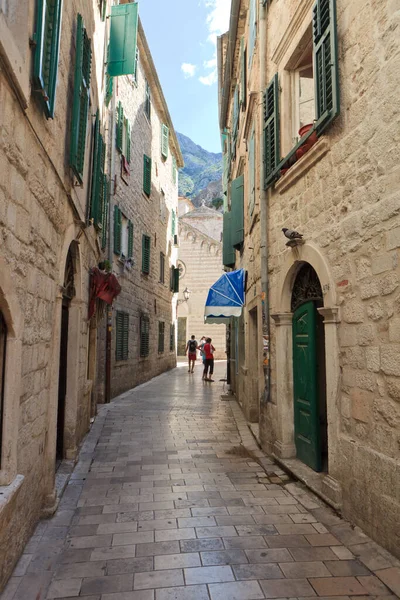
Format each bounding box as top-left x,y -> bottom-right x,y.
291,263 -> 328,472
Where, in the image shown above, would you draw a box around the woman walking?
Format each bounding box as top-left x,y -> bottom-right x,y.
202,338 -> 215,382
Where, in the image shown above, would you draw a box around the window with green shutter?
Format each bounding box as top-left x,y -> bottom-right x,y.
231,175 -> 244,249
90,111 -> 106,227
101,175 -> 109,249
223,211 -> 236,268
145,80 -> 151,120
160,252 -> 165,283
116,101 -> 123,152
105,72 -> 113,107
161,124 -> 169,159
33,0 -> 63,119
70,14 -> 92,183
125,118 -> 131,163
172,157 -> 177,184
143,155 -> 152,196
240,38 -> 247,110
248,126 -> 255,216
158,322 -> 165,353
114,205 -> 122,255
263,73 -> 280,187
142,234 -> 151,274
313,0 -> 340,132
248,0 -> 257,68
232,86 -> 239,156
116,311 -> 129,361
170,324 -> 175,352
133,47 -> 139,83
128,221 -> 133,259
107,2 -> 139,76
171,266 -> 179,294
140,315 -> 150,357
171,209 -> 176,236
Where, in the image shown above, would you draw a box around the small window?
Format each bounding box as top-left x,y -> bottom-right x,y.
142,234 -> 151,274
158,321 -> 165,353
145,80 -> 151,120
116,311 -> 129,361
98,0 -> 107,20
170,323 -> 175,352
172,157 -> 177,184
160,190 -> 167,224
289,29 -> 315,146
140,315 -> 150,357
116,102 -> 131,161
143,154 -> 152,196
161,124 -> 169,159
160,252 -> 165,284
114,207 -> 133,259
171,209 -> 176,236
0,312 -> 7,465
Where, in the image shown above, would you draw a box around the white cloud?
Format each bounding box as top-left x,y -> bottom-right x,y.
181,63 -> 197,78
199,71 -> 218,86
199,0 -> 230,86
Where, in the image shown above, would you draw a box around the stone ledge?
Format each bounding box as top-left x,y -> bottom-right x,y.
275,137 -> 330,194
0,474 -> 24,512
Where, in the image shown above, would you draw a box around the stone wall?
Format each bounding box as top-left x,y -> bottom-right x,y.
95,39 -> 180,401
0,0 -> 106,589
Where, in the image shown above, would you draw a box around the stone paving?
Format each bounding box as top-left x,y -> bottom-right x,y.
2,362 -> 400,599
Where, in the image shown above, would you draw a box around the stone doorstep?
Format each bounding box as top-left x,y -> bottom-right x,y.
229,396 -> 400,574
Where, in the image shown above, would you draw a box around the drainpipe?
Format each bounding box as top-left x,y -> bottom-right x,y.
259,0 -> 270,403
105,82 -> 116,404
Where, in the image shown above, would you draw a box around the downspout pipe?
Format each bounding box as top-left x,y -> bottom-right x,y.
220,0 -> 241,131
258,0 -> 271,403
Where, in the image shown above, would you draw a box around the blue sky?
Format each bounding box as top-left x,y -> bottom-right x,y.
139,0 -> 230,154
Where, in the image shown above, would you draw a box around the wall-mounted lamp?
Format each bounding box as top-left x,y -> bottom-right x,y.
177,287 -> 191,305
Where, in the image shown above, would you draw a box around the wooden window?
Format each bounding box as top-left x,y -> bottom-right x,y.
108,2 -> 139,77
33,0 -> 63,118
172,157 -> 177,184
101,175 -> 109,249
263,74 -> 280,187
248,125 -> 255,217
99,0 -> 107,21
140,315 -> 150,357
240,38 -> 247,110
171,209 -> 176,236
133,47 -> 139,82
116,101 -> 124,152
160,252 -> 165,284
116,311 -> 129,361
158,322 -> 165,353
0,312 -> 7,467
90,111 -> 106,227
170,266 -> 179,293
170,324 -> 175,352
145,80 -> 151,120
113,206 -> 122,255
143,154 -> 152,196
142,234 -> 151,274
231,175 -> 244,248
70,14 -> 92,183
248,0 -> 257,68
161,124 -> 169,159
223,211 -> 235,268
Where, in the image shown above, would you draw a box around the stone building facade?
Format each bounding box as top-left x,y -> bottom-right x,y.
95,21 -> 183,400
219,0 -> 400,557
177,204 -> 226,361
0,0 -> 112,588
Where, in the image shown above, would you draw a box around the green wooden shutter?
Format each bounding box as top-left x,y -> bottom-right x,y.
142,234 -> 151,273
90,111 -> 105,227
231,175 -> 244,249
126,119 -> 131,162
116,101 -> 123,152
161,124 -> 169,159
105,73 -> 113,106
313,0 -> 340,132
173,267 -> 179,293
249,127 -> 255,216
127,220 -> 134,258
33,0 -> 63,118
133,46 -> 139,82
114,205 -> 122,254
116,311 -> 123,361
264,73 -> 280,187
170,324 -> 175,351
223,211 -> 236,268
108,2 -> 139,76
158,322 -> 165,353
145,81 -> 151,120
101,175 -> 109,249
248,0 -> 257,67
140,316 -> 150,357
171,209 -> 176,236
122,312 -> 129,360
70,14 -> 92,182
240,38 -> 247,110
172,157 -> 177,183
143,155 -> 152,196
101,0 -> 107,21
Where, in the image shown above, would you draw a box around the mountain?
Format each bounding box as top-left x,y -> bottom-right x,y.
177,132 -> 223,206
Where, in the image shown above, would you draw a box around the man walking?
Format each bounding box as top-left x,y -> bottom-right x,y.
185,335 -> 198,373
202,338 -> 215,382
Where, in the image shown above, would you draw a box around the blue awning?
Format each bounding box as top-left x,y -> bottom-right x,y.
204,269 -> 245,324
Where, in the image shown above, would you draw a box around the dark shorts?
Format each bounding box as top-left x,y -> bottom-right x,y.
188,353 -> 196,361
204,358 -> 214,374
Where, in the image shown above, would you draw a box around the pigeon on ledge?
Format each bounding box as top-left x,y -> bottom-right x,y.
282,227 -> 303,240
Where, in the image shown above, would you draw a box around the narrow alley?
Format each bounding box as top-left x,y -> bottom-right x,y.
2,363 -> 399,600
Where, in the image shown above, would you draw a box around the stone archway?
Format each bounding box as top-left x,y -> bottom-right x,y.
271,243 -> 342,506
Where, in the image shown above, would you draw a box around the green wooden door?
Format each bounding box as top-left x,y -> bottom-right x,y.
292,301 -> 321,471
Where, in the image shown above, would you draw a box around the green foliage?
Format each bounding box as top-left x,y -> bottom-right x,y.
212,198 -> 224,210
177,132 -> 223,199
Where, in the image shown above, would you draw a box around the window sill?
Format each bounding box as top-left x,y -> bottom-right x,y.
275,137 -> 330,194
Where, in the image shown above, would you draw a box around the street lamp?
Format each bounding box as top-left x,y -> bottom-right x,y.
177,287 -> 191,306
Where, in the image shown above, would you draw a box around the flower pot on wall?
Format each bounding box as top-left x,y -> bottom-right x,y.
299,124 -> 318,147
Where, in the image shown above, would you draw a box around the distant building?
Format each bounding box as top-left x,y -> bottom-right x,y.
178,196 -> 195,217
177,205 -> 226,360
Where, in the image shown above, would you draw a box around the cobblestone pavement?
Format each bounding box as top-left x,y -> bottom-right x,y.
2,362 -> 400,599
